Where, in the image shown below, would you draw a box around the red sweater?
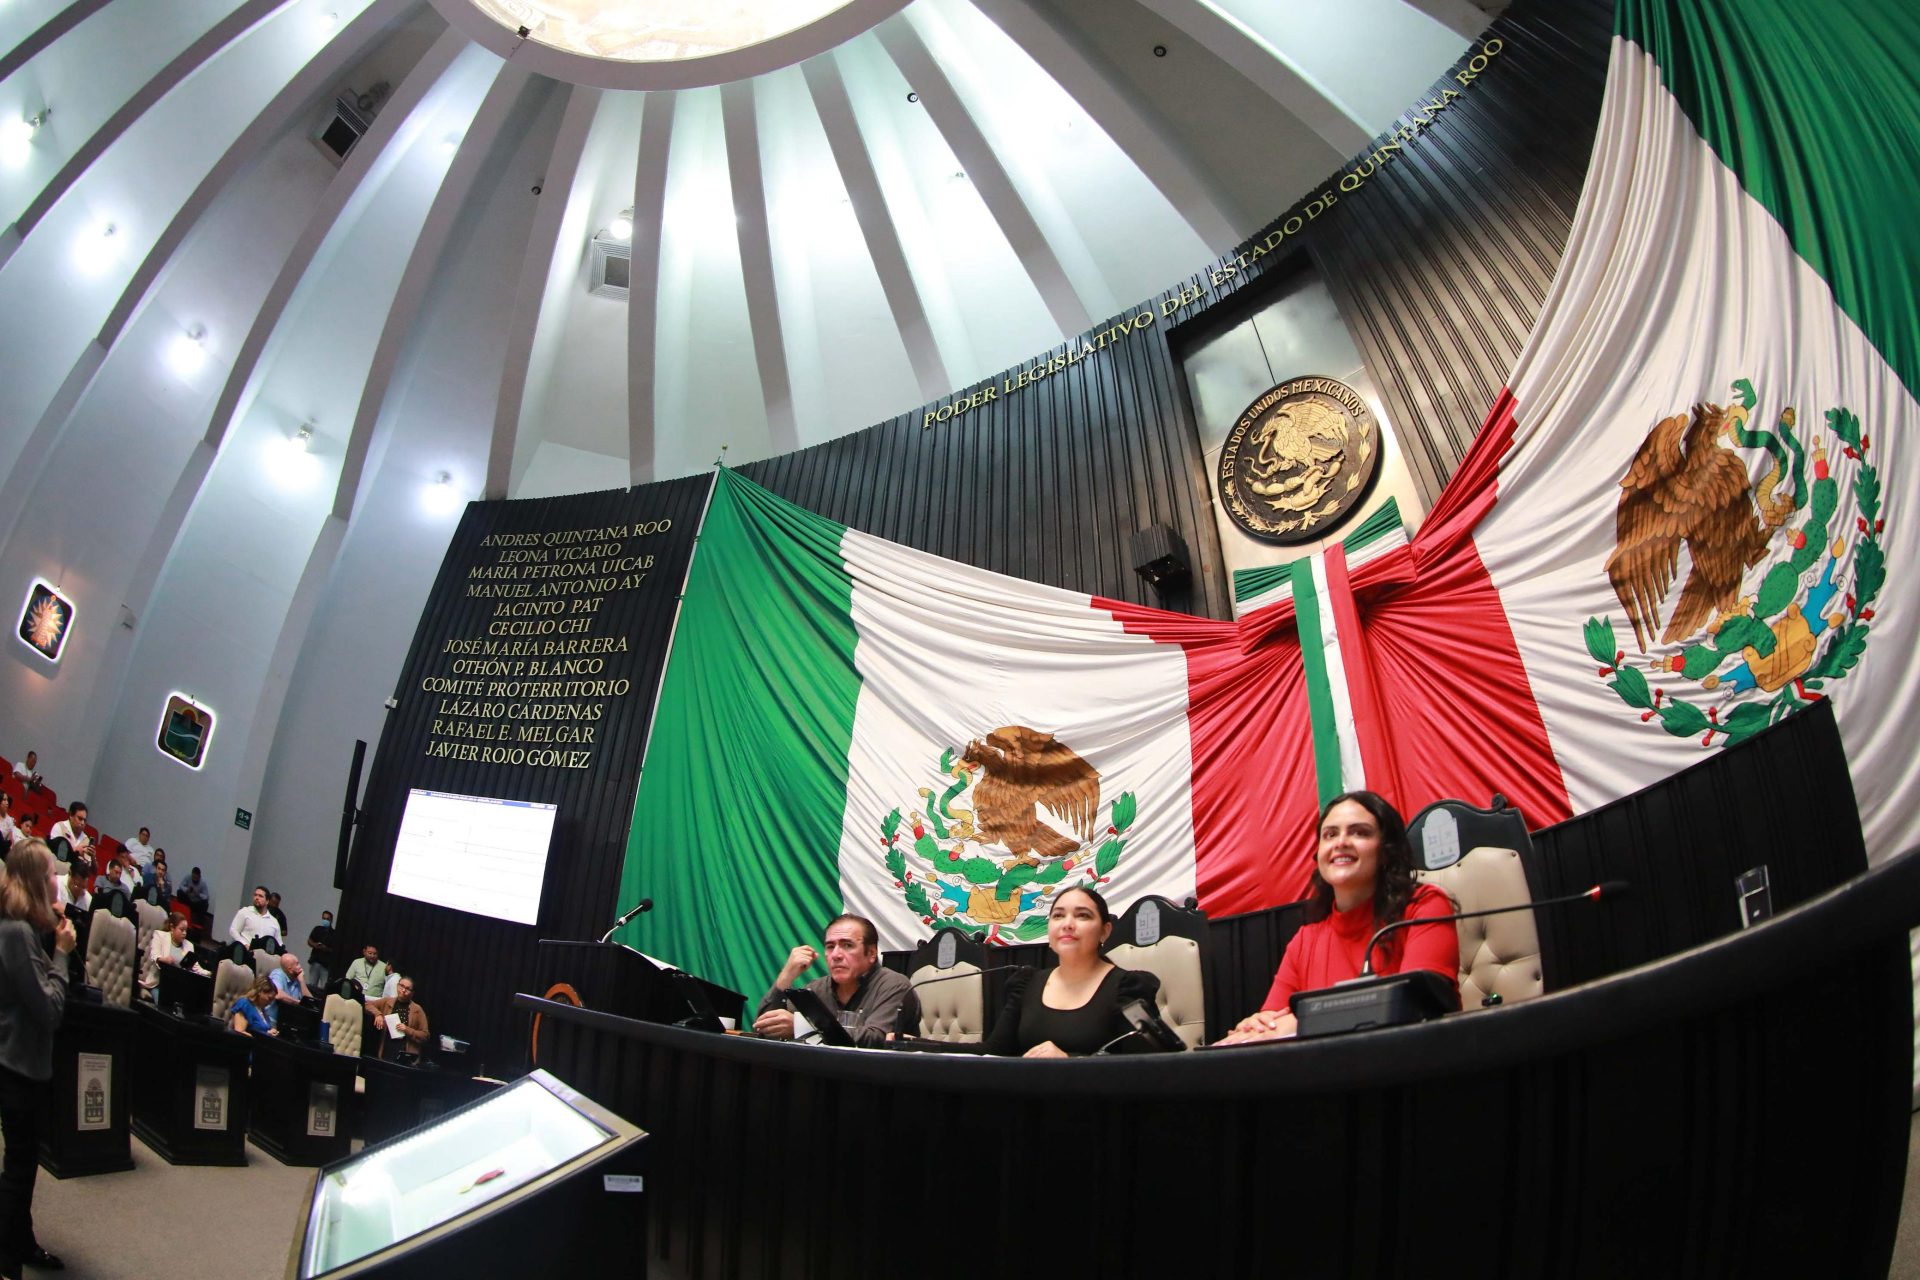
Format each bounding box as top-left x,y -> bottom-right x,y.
1261,882 -> 1459,1012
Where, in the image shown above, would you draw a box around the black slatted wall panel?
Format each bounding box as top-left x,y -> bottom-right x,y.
1310,2 -> 1613,498
744,0 -> 1612,599
336,476 -> 711,1071
739,307 -> 1224,617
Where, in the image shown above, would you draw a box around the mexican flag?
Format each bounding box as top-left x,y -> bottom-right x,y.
1458,0 -> 1917,858
615,469 -> 1326,999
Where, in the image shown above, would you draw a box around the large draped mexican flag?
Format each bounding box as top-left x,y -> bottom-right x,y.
618,0 -> 1920,1009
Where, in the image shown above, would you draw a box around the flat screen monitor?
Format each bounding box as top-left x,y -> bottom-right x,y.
387,789 -> 558,925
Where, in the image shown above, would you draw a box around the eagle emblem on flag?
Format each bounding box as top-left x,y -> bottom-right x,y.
1585,380 -> 1884,748
881,726 -> 1137,944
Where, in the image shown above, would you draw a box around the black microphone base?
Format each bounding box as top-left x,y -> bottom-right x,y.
1289,971 -> 1460,1039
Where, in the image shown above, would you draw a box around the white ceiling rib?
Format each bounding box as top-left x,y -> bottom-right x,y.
487,83 -> 598,499
1133,0 -> 1372,154
624,90 -> 676,486
875,12 -> 1091,337
965,0 -> 1243,251
0,0 -> 403,558
335,60 -> 528,522
801,50 -> 949,402
11,0 -> 294,249
722,79 -> 798,456
0,0 -> 111,85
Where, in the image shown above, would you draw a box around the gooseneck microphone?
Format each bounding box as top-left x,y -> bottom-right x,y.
1358,880 -> 1629,977
598,897 -> 654,944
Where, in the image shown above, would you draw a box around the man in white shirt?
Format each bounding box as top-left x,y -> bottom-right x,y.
122,826 -> 155,871
49,800 -> 92,854
10,750 -> 39,789
229,884 -> 284,947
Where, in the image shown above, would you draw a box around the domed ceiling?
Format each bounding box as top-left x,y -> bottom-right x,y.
0,0 -> 1501,919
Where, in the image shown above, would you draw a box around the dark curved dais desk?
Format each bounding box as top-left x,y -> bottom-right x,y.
517,849 -> 1919,1279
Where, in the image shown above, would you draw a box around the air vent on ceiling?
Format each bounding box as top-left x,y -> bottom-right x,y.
314,83 -> 389,165
589,234 -> 631,298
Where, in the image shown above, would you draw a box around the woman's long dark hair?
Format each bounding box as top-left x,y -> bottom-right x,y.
1300,791 -> 1417,927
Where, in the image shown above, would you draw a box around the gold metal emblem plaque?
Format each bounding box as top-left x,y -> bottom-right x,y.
1217,376 -> 1380,544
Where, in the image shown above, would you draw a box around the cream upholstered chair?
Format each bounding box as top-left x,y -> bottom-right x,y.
133,900 -> 167,980
84,911 -> 138,1007
1104,895 -> 1208,1049
1408,796 -> 1544,1009
322,993 -> 364,1056
211,959 -> 256,1022
907,929 -> 986,1042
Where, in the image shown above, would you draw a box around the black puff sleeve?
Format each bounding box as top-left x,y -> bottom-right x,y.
982,967 -> 1035,1056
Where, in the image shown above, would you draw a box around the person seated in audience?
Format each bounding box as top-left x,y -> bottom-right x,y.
48,802 -> 90,860
10,749 -> 42,791
0,794 -> 15,849
178,866 -> 209,918
227,885 -> 282,947
306,910 -> 336,990
367,975 -> 429,1065
270,953 -> 311,1007
57,867 -> 89,918
1219,790 -> 1458,1046
230,976 -> 278,1037
121,827 -> 154,873
983,886 -> 1160,1057
139,911 -> 197,999
146,851 -> 171,899
751,914 -> 916,1048
92,855 -> 138,900
265,889 -> 288,936
343,943 -> 388,998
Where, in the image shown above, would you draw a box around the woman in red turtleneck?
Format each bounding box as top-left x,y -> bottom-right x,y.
1225,790 -> 1457,1043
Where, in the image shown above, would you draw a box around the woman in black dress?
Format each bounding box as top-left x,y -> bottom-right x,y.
984,886 -> 1159,1057
0,837 -> 77,1278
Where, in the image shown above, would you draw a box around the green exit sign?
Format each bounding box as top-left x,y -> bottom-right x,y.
234,808 -> 252,830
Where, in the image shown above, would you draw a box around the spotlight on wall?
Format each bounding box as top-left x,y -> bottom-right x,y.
1131,524 -> 1191,595
422,471 -> 462,516
166,324 -> 208,379
72,216 -> 123,276
268,420 -> 320,488
0,108 -> 48,164
607,207 -> 635,241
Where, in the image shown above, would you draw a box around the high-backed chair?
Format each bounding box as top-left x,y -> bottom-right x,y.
1104,895 -> 1208,1049
322,993 -> 364,1056
211,959 -> 256,1023
133,899 -> 167,983
907,928 -> 987,1042
1408,796 -> 1544,1009
84,912 -> 137,1007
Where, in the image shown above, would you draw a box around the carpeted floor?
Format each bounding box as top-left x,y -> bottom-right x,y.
5,1133 -> 324,1280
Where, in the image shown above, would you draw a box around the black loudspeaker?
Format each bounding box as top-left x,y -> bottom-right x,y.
1131,525 -> 1191,593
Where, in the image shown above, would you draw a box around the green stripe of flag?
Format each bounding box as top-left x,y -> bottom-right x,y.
1617,0 -> 1920,401
1232,499 -> 1406,606
1289,558 -> 1345,807
615,470 -> 859,998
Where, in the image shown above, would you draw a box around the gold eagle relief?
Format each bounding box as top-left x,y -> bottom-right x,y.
1219,377 -> 1381,544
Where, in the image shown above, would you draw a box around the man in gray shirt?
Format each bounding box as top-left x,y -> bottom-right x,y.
751,914 -> 916,1048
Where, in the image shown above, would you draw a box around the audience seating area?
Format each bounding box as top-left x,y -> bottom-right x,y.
4,748 -> 466,1167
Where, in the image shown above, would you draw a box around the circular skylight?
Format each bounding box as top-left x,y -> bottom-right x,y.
438,0 -> 911,88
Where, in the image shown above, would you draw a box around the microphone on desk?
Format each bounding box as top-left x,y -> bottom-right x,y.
1358,880 -> 1630,978
597,898 -> 653,944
